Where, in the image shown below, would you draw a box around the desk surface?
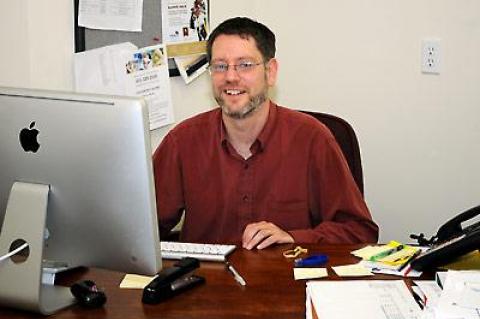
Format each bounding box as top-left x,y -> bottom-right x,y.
0,244 -> 425,319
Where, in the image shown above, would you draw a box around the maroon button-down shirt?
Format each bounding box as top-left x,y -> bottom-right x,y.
153,102 -> 378,244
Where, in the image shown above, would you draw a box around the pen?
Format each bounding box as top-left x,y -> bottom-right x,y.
369,245 -> 404,261
411,288 -> 426,309
225,261 -> 246,286
397,249 -> 422,272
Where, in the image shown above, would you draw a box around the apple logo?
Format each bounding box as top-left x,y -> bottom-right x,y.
19,121 -> 40,153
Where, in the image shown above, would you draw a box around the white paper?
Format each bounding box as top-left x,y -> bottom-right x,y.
306,280 -> 422,319
413,280 -> 442,308
360,260 -> 423,277
79,0 -> 143,31
124,45 -> 174,130
74,42 -> 137,95
74,42 -> 174,130
162,0 -> 209,44
435,270 -> 480,319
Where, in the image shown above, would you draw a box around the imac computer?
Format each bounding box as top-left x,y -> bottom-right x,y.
0,86 -> 162,314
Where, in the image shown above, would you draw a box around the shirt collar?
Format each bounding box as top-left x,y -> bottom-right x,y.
219,101 -> 278,152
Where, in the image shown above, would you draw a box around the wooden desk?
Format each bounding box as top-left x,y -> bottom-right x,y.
0,244 -> 424,319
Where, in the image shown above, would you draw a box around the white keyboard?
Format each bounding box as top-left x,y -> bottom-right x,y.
160,241 -> 236,262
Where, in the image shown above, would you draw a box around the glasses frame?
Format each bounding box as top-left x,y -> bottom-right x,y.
208,60 -> 265,75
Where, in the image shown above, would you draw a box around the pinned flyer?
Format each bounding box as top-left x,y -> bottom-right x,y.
124,44 -> 175,130
78,0 -> 144,31
74,42 -> 175,130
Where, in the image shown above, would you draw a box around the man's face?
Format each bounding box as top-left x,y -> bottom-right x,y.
210,34 -> 277,119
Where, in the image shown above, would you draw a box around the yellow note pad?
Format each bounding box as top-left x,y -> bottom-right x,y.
119,274 -> 155,289
351,245 -> 390,259
294,268 -> 328,280
332,263 -> 374,277
377,246 -> 419,265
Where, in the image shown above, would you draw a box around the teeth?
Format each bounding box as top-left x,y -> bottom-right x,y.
225,89 -> 243,95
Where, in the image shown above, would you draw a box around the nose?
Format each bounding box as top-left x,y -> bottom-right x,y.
224,65 -> 240,82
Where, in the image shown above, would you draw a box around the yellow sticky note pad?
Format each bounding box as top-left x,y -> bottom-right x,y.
293,268 -> 328,280
119,274 -> 155,289
351,245 -> 390,259
332,263 -> 374,277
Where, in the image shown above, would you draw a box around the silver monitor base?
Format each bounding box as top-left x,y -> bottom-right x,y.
0,182 -> 75,315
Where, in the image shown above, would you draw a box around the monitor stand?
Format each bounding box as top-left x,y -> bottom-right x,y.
0,182 -> 75,315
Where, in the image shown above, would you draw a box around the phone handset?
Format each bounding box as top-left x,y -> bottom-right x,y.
436,204 -> 480,242
410,204 -> 480,246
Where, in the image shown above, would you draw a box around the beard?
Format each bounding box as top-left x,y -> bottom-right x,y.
215,86 -> 268,120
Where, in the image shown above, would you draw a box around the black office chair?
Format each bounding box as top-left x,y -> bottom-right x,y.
300,111 -> 364,195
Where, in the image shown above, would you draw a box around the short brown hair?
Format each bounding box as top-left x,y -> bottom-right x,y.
206,17 -> 276,63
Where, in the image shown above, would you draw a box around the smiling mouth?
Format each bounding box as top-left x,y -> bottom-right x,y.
224,89 -> 246,96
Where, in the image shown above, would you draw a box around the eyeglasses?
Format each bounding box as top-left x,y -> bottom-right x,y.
208,61 -> 264,75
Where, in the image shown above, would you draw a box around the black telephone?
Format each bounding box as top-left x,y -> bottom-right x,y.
410,204 -> 480,271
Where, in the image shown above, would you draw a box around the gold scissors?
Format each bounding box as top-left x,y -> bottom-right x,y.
283,246 -> 308,258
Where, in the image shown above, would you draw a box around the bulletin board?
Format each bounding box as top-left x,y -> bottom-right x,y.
74,0 -> 178,76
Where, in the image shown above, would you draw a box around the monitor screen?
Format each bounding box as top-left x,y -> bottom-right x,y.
0,86 -> 162,276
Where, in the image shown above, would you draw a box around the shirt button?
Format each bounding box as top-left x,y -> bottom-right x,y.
242,195 -> 248,202
244,163 -> 249,169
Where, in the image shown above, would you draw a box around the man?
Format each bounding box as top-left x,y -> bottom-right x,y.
153,17 -> 378,249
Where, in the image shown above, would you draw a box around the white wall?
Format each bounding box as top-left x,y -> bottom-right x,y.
1,0 -> 479,243
0,1 -> 74,90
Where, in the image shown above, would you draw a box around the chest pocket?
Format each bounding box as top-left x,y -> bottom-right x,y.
266,197 -> 309,230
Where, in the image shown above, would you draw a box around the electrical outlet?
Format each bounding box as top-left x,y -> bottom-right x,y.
422,39 -> 441,74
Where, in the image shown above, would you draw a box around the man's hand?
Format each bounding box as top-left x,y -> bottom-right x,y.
242,221 -> 294,250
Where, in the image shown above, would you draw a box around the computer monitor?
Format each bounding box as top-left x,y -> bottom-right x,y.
0,87 -> 162,313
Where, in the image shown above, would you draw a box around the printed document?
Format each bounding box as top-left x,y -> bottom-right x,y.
306,280 -> 422,319
435,270 -> 480,319
74,42 -> 174,130
79,0 -> 143,31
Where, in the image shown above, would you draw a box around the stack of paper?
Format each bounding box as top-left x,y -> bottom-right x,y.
414,270 -> 480,319
352,241 -> 422,276
306,280 -> 422,319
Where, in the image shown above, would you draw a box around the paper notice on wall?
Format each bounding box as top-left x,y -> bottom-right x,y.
162,0 -> 209,44
74,42 -> 174,130
124,45 -> 174,130
78,0 -> 143,31
74,42 -> 137,95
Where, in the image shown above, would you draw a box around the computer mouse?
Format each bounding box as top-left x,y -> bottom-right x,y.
70,280 -> 107,308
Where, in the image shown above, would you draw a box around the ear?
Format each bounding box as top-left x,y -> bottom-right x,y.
265,58 -> 278,87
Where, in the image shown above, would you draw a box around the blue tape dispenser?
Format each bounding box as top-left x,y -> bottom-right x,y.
294,254 -> 328,267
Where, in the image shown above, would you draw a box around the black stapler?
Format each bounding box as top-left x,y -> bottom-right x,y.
142,257 -> 205,304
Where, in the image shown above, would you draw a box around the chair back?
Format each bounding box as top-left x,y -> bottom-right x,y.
300,111 -> 364,195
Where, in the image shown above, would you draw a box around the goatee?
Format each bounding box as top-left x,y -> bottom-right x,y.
216,90 -> 268,120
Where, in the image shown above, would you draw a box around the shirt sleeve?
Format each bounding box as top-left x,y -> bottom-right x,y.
289,131 -> 379,244
152,133 -> 185,239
